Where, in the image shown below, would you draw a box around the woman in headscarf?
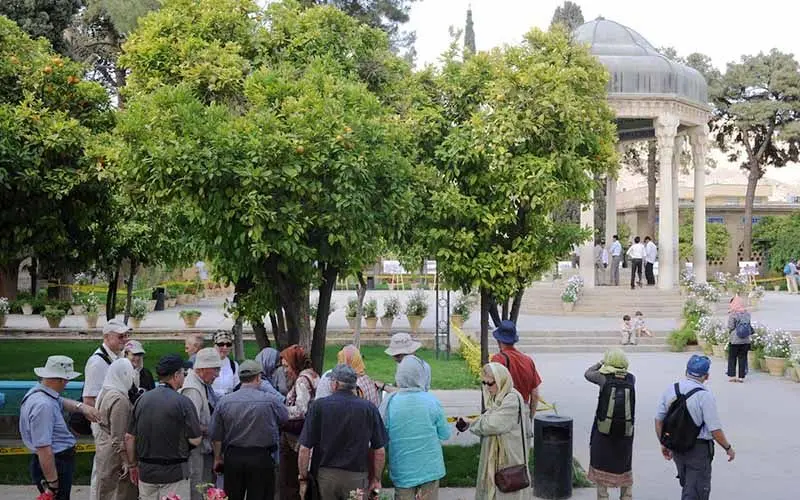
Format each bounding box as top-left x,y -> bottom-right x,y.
465,362 -> 531,500
584,348 -> 635,500
252,347 -> 286,401
93,358 -> 138,500
279,345 -> 319,500
726,295 -> 752,382
317,345 -> 381,405
379,355 -> 450,498
211,330 -> 239,397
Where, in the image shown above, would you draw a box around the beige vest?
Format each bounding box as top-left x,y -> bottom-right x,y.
179,369 -> 212,454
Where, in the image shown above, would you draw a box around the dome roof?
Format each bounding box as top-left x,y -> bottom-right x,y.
573,18 -> 708,105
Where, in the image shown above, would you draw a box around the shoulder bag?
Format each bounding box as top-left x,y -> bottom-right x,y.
494,394 -> 531,493
281,374 -> 316,435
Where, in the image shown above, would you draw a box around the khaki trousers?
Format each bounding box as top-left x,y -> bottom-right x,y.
139,479 -> 190,500
188,449 -> 214,500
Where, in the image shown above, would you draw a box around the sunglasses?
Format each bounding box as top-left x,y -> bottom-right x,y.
116,333 -> 130,340
481,381 -> 496,387
216,343 -> 232,348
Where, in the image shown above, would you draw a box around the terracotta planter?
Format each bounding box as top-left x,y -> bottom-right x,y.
22,304 -> 33,315
562,301 -> 575,312
85,314 -> 98,329
365,317 -> 378,329
407,315 -> 423,333
380,317 -> 394,330
712,345 -> 726,358
346,316 -> 360,331
46,317 -> 63,328
182,316 -> 200,328
764,356 -> 786,377
0,315 -> 6,328
131,318 -> 143,329
450,314 -> 464,329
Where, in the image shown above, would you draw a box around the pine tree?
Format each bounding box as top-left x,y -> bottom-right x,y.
464,6 -> 476,57
550,1 -> 584,32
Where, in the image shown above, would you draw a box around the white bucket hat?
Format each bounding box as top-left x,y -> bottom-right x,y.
194,348 -> 223,369
34,356 -> 81,380
385,333 -> 423,356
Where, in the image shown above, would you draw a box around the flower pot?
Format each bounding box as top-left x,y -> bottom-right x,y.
147,300 -> 157,313
711,345 -> 725,358
795,365 -> 800,382
759,358 -> 769,372
131,318 -> 142,329
747,350 -> 757,368
0,315 -> 6,328
365,317 -> 378,329
346,316 -> 360,331
85,314 -> 98,329
177,294 -> 191,305
787,366 -> 800,382
774,285 -> 781,292
703,343 -> 714,356
450,314 -> 464,329
46,317 -> 63,328
407,315 -> 423,333
167,299 -> 177,308
562,301 -> 575,312
70,305 -> 85,316
182,316 -> 200,328
22,303 -> 33,315
380,317 -> 394,330
764,356 -> 786,377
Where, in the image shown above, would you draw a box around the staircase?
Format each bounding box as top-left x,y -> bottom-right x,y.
498,329 -> 679,354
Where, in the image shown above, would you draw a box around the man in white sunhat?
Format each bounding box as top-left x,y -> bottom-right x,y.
377,333 -> 431,393
20,356 -> 101,500
180,348 -> 222,500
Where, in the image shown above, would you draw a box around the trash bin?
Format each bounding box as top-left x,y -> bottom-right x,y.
153,286 -> 166,311
533,414 -> 573,499
366,276 -> 375,290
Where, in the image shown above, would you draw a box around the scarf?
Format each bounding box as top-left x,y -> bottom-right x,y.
729,295 -> 746,314
598,348 -> 629,375
379,355 -> 427,421
481,362 -> 515,500
256,347 -> 281,380
337,345 -> 366,376
281,345 -> 310,378
97,358 -> 135,405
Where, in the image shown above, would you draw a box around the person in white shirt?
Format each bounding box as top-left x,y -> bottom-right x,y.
644,236 -> 658,286
626,236 -> 646,290
211,330 -> 239,398
609,235 -> 623,286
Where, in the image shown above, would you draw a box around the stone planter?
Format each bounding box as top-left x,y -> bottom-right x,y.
702,343 -> 714,356
85,314 -> 99,329
759,357 -> 769,372
70,305 -> 85,316
182,315 -> 201,328
22,303 -> 33,315
450,314 -> 464,329
167,299 -> 177,308
46,317 -> 63,328
764,356 -> 786,377
131,318 -> 143,329
773,285 -> 781,292
747,350 -> 757,368
346,316 -> 360,331
796,365 -> 800,382
177,294 -> 192,305
712,345 -> 726,358
787,366 -> 800,382
562,301 -> 575,312
147,300 -> 157,313
380,317 -> 394,330
407,315 -> 423,333
0,314 -> 6,328
365,317 -> 378,329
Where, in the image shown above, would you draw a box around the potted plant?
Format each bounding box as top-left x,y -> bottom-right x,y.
786,358 -> 799,382
21,300 -> 34,315
70,302 -> 86,315
792,351 -> 800,382
748,323 -> 767,368
381,296 -> 401,329
364,299 -> 378,329
179,309 -> 202,328
43,306 -> 66,329
83,293 -> 100,328
561,287 -> 578,312
345,298 -> 360,331
405,290 -> 428,333
451,294 -> 474,329
748,286 -> 765,309
0,297 -> 9,328
763,328 -> 793,376
130,298 -> 148,329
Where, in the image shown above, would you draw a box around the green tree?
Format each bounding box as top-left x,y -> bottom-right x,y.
116,0 -> 418,369
549,1 -> 584,32
679,218 -> 730,263
0,0 -> 81,54
463,7 -> 475,57
0,16 -> 114,299
418,29 -> 617,363
712,50 -> 800,259
753,214 -> 800,273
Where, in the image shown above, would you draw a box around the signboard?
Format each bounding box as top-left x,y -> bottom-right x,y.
382,260 -> 407,275
424,260 -> 437,275
739,261 -> 759,276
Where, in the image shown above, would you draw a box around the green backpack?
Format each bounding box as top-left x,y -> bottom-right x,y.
595,373 -> 635,438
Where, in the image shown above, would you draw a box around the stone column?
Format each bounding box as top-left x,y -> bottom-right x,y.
579,192 -> 596,288
690,125 -> 709,283
672,136 -> 682,284
605,175 -> 617,247
655,114 -> 679,290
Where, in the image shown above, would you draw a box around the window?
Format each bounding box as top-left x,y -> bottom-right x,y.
707,216 -> 724,224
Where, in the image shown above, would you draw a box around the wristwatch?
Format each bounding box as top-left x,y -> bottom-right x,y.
75,402 -> 84,411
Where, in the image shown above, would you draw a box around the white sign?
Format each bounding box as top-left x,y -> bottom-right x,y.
424,260 -> 437,275
558,261 -> 573,272
382,260 -> 408,275
739,261 -> 759,276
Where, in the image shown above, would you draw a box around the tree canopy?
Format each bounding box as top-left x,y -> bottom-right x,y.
550,1 -> 584,32
0,0 -> 81,54
753,214 -> 800,273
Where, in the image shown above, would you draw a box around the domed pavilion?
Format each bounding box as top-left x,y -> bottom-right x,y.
573,17 -> 712,289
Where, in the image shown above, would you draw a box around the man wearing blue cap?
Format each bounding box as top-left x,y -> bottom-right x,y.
655,355 -> 735,500
490,320 -> 542,416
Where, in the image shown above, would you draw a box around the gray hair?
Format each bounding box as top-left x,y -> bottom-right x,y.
331,364 -> 357,392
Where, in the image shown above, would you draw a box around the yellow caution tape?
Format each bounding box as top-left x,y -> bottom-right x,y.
0,443 -> 95,456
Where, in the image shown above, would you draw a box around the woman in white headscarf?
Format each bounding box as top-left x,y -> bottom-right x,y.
467,362 -> 532,500
94,358 -> 138,500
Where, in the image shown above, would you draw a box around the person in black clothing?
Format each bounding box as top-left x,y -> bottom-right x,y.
124,340 -> 155,403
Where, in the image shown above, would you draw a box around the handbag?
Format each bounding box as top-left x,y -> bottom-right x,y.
493,394 -> 530,493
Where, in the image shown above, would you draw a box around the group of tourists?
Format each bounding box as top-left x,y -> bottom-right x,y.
19,313 -> 738,500
593,235 -> 658,288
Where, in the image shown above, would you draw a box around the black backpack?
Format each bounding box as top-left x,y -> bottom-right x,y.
659,383 -> 704,452
68,347 -> 113,435
595,373 -> 635,438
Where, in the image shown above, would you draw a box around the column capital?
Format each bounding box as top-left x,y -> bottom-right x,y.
655,114 -> 680,144
688,124 -> 709,148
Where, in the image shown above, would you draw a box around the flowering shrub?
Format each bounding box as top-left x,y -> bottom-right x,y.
131,298 -> 149,320
714,271 -> 731,292
689,282 -> 720,303
562,276 -> 584,303
764,328 -> 794,358
749,286 -> 765,300
728,273 -> 750,296
81,293 -> 100,314
697,316 -> 726,346
680,269 -> 695,288
453,325 -> 481,377
750,322 -> 769,352
0,297 -> 9,315
682,295 -> 711,319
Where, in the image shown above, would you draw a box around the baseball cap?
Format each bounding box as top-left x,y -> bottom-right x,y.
194,348 -> 222,369
238,360 -> 262,378
124,340 -> 145,355
686,354 -> 711,378
156,354 -> 192,377
103,318 -> 132,335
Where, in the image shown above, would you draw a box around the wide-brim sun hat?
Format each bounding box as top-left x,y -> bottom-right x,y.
385,332 -> 422,356
34,356 -> 81,380
492,320 -> 519,345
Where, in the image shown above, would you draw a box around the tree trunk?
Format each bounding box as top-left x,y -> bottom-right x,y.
594,175 -> 607,240
123,258 -> 137,325
352,272 -> 367,349
253,319 -> 271,350
742,162 -> 760,260
29,257 -> 38,296
647,140 -> 658,239
311,265 -> 338,374
0,260 -> 21,301
501,300 -> 509,321
480,287 -> 490,366
232,277 -> 253,361
106,263 -> 120,321
487,297 -> 501,328
509,289 -> 524,324
274,310 -> 288,348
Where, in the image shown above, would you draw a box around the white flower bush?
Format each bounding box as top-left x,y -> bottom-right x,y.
689,282 -> 721,303
764,328 -> 794,359
680,269 -> 695,288
697,316 -> 726,346
0,297 -> 9,315
562,276 -> 584,303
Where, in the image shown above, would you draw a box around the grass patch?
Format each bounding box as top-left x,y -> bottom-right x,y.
0,341 -> 476,390
0,445 -> 588,488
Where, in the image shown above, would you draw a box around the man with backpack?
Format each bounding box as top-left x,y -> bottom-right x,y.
655,355 -> 735,500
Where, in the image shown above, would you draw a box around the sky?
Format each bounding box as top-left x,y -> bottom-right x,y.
406,0 -> 800,71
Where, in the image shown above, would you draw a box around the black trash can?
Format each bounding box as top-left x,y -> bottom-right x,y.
152,287 -> 166,311
366,276 -> 375,290
533,414 -> 573,499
